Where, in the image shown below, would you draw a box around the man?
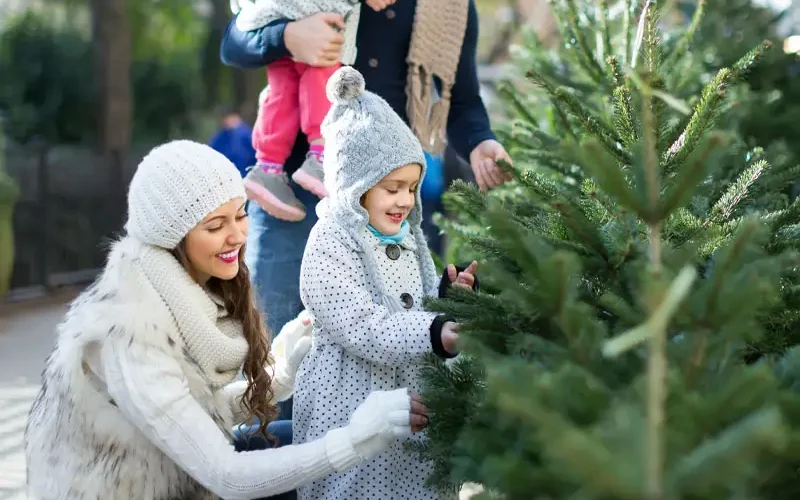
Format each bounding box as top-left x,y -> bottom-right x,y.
220,0 -> 511,383
208,107 -> 257,178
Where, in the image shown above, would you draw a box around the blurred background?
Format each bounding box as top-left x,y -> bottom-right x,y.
0,0 -> 797,300
0,0 -> 797,497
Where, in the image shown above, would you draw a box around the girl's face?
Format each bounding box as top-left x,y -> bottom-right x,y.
362,163 -> 422,235
183,198 -> 248,284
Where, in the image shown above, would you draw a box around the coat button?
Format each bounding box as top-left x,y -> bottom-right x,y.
400,293 -> 414,309
369,58 -> 379,68
386,8 -> 395,19
385,244 -> 401,260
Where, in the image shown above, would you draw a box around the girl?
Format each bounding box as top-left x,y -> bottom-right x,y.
295,67 -> 477,499
24,140 -> 429,500
232,0 -> 397,222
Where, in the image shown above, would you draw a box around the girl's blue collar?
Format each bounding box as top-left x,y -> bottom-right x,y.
367,220 -> 409,245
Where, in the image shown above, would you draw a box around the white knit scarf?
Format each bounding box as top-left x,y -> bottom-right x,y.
125,237 -> 249,388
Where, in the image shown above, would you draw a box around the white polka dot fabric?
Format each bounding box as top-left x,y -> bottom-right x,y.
295,220 -> 442,500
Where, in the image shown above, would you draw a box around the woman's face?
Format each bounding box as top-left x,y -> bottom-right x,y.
183,198 -> 248,284
362,163 -> 421,235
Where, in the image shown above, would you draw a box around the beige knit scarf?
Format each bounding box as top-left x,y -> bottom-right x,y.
406,0 -> 470,154
128,237 -> 249,388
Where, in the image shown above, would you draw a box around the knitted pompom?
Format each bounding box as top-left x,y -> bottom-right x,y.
326,66 -> 365,104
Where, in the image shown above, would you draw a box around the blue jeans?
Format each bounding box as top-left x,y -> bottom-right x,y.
244,184 -> 319,420
233,420 -> 296,500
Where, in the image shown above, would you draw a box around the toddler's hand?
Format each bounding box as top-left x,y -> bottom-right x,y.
441,322 -> 459,355
366,0 -> 396,11
447,260 -> 478,290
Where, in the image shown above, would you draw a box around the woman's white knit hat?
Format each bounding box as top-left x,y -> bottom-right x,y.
126,140 -> 246,249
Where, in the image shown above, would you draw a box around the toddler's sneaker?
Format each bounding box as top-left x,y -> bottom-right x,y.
291,154 -> 328,199
243,165 -> 306,221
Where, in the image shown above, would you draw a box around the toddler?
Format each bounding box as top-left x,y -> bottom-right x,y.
232,0 -> 396,222
294,66 -> 478,499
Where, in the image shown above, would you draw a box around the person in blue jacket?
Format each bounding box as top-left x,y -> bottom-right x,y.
220,0 -> 511,422
208,107 -> 257,178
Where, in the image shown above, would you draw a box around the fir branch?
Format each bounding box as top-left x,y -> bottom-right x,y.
642,0 -> 661,73
663,67 -> 732,172
730,40 -> 773,81
574,140 -> 649,221
630,0 -> 653,69
549,199 -> 611,263
705,219 -> 765,319
708,159 -> 768,223
528,70 -> 630,165
762,198 -> 800,234
660,133 -> 725,220
662,0 -> 706,69
597,1 -> 613,70
497,80 -> 540,126
665,41 -> 771,171
612,85 -> 638,148
508,119 -> 562,150
662,115 -> 690,157
442,181 -> 488,222
606,56 -> 626,88
668,406 -> 787,495
552,98 -> 580,141
752,164 -> 800,196
560,0 -> 608,85
623,0 -> 634,65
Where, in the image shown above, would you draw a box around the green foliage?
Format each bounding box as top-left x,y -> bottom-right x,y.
0,11 -> 96,144
0,7 -> 205,145
0,122 -> 19,298
416,1 -> 800,498
675,0 -> 800,200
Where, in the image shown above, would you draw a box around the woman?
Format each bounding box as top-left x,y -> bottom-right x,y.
24,140 -> 428,500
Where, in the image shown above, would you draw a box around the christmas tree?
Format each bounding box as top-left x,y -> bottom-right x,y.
415,1 -> 800,498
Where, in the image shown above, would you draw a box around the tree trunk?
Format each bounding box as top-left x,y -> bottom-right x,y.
90,0 -> 132,154
90,0 -> 132,232
234,69 -> 265,126
203,0 -> 232,108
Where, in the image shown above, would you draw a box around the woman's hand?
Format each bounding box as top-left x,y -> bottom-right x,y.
272,310 -> 314,377
409,393 -> 429,433
447,260 -> 478,290
284,13 -> 345,67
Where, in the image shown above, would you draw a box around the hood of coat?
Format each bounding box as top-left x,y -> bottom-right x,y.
315,67 -> 439,297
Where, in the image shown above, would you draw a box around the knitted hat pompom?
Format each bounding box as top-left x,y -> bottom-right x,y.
326,66 -> 365,104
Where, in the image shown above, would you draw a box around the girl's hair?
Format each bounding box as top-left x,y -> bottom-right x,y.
172,241 -> 278,440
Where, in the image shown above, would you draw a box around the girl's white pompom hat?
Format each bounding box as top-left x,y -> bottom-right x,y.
125,140 -> 246,249
318,66 -> 439,298
320,66 -> 427,231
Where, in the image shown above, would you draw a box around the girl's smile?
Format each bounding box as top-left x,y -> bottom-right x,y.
362,163 -> 422,234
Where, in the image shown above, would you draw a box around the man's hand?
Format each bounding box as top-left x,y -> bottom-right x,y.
284,13 -> 345,67
366,0 -> 396,11
469,139 -> 513,192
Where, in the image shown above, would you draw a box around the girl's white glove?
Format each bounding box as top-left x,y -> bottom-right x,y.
271,310 -> 313,384
346,388 -> 411,460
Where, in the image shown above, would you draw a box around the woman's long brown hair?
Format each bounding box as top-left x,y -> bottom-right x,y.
173,242 -> 278,439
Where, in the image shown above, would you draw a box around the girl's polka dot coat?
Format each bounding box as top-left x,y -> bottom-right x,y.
295,218 -> 448,500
